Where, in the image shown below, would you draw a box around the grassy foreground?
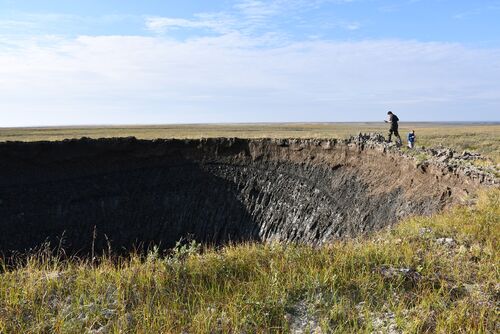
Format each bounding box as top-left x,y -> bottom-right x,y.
1,189 -> 498,333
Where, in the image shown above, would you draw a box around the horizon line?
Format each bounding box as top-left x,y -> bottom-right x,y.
2,121 -> 500,129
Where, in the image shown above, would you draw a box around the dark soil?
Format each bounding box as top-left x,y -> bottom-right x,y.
0,137 -> 488,255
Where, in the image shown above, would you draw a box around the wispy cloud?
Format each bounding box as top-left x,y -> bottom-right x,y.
235,0 -> 281,21
453,8 -> 482,20
453,2 -> 500,19
145,0 -> 361,40
145,12 -> 237,35
1,34 -> 499,126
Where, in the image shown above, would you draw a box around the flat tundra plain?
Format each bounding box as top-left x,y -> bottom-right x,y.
1,122 -> 499,163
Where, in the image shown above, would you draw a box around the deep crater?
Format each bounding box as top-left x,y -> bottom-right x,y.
0,137 -> 487,255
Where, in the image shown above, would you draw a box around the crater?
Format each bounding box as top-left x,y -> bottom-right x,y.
0,136 -> 491,255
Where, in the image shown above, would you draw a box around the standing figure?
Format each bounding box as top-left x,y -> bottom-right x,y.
385,111 -> 402,146
407,130 -> 416,149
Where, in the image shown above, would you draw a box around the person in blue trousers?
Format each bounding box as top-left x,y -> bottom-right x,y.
408,130 -> 416,148
407,130 -> 416,149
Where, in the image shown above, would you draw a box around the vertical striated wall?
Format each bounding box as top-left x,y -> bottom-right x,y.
0,136 -> 493,255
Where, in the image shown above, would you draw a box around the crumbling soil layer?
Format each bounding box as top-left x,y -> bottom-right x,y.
0,135 -> 496,255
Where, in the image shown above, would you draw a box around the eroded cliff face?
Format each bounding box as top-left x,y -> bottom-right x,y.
0,136 -> 494,255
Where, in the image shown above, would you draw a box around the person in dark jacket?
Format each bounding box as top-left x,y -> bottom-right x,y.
385,111 -> 402,145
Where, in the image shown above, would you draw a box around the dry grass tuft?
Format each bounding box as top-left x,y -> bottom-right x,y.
1,189 -> 498,333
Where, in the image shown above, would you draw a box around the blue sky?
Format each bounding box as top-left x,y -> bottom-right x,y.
1,0 -> 499,125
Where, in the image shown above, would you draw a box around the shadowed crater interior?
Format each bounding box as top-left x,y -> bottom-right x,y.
0,137 -> 482,255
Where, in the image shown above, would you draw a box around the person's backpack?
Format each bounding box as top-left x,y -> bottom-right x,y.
393,115 -> 399,122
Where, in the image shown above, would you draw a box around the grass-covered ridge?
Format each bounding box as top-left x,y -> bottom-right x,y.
1,123 -> 499,164
1,190 -> 498,333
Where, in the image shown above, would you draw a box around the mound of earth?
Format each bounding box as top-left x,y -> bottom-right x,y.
0,134 -> 496,255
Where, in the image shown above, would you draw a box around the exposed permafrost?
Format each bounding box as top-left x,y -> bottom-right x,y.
0,134 -> 497,255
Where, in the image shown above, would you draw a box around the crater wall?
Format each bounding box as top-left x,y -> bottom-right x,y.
0,136 -> 492,255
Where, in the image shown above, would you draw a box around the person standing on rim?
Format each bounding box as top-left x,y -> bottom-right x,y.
385,111 -> 402,146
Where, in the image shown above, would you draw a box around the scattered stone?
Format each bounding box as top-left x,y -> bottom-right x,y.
371,311 -> 401,334
356,303 -> 401,334
377,266 -> 421,283
101,309 -> 115,319
352,133 -> 498,186
436,237 -> 456,247
419,227 -> 432,236
437,155 -> 450,163
287,300 -> 323,334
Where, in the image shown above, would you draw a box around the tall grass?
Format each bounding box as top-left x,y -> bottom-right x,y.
1,189 -> 498,333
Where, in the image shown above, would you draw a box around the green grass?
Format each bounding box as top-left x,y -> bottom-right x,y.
1,189 -> 498,333
1,123 -> 499,163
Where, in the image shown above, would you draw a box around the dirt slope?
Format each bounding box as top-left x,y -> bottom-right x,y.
0,135 -> 496,255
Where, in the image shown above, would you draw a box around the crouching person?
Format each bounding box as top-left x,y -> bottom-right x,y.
407,130 -> 416,149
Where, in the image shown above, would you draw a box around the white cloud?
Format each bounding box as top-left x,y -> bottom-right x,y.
0,34 -> 499,126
